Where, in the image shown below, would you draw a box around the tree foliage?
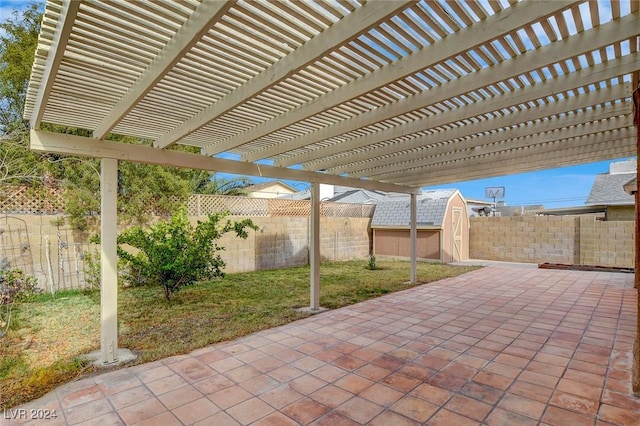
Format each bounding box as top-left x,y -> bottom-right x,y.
0,2 -> 40,135
190,170 -> 251,196
116,208 -> 258,301
0,3 -> 46,194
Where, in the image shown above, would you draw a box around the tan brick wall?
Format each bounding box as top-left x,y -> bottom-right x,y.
470,216 -> 634,268
216,216 -> 371,273
0,215 -> 92,290
2,215 -> 372,289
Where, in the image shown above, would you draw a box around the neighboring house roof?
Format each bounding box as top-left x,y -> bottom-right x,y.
278,186 -> 388,204
586,172 -> 635,206
330,189 -> 387,204
496,205 -> 544,216
278,190 -> 310,200
624,177 -> 637,195
371,189 -> 460,228
245,181 -> 297,194
538,206 -> 606,216
465,198 -> 494,217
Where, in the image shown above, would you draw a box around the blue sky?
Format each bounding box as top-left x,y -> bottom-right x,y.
422,158 -> 635,208
3,1 -> 635,209
244,158 -> 636,209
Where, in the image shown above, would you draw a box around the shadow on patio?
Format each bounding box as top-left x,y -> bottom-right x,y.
4,266 -> 638,425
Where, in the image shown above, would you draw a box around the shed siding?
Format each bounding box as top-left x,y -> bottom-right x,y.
374,229 -> 441,259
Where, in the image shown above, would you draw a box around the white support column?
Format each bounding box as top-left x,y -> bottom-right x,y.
410,193 -> 417,284
310,183 -> 320,310
100,158 -> 119,364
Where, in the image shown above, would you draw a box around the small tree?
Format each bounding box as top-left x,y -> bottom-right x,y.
116,208 -> 257,301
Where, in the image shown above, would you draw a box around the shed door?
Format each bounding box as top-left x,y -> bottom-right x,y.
451,207 -> 463,262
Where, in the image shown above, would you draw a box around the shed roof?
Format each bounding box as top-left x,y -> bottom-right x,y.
372,189 -> 460,228
23,1 -> 639,192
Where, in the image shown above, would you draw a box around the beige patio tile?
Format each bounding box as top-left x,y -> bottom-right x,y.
226,398 -> 275,424
9,267 -> 638,426
281,397 -> 329,425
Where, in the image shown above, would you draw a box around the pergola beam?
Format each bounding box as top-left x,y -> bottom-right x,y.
29,130 -> 420,195
30,0 -> 81,130
157,0 -> 414,150
393,136 -> 636,186
388,131 -> 634,180
93,0 -> 234,140
295,53 -> 639,171
206,0 -> 574,158
242,10 -> 639,163
327,84 -> 631,175
348,111 -> 633,179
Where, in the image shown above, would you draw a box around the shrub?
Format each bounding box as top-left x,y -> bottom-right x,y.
0,268 -> 40,305
0,268 -> 40,338
367,255 -> 377,270
117,208 -> 257,301
81,248 -> 101,290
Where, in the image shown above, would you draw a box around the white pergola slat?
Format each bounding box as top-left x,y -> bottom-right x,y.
154,0 -> 413,150
203,0 -> 574,157
25,1 -> 638,189
291,51 -> 640,170
22,0 -> 640,365
92,0 -> 234,140
245,11 -> 638,164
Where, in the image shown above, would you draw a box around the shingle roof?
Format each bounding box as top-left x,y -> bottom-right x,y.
371,189 -> 458,228
330,189 -> 387,204
586,173 -> 635,206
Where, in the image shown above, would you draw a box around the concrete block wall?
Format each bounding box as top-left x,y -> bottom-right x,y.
470,216 -> 634,268
3,215 -> 372,288
578,216 -> 634,267
216,216 -> 371,273
0,214 -> 91,290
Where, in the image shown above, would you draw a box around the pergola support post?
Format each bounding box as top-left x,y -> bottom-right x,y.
632,75 -> 639,395
410,193 -> 417,284
100,158 -> 119,364
310,183 -> 320,310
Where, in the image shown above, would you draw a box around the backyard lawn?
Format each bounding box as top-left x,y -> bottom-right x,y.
0,260 -> 478,409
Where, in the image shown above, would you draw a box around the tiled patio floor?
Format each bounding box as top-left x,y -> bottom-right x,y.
3,266 -> 639,425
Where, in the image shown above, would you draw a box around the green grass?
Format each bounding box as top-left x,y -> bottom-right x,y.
0,260 -> 478,409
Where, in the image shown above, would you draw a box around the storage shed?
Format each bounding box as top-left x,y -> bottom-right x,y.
372,189 -> 469,263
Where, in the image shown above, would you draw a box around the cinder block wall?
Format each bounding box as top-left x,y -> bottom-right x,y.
217,216 -> 371,273
1,215 -> 372,290
470,216 -> 634,268
0,215 -> 92,290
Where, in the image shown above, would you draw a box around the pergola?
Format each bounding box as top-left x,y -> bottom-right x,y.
24,0 -> 639,367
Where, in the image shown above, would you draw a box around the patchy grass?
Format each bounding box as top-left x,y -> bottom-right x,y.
1,260 -> 478,409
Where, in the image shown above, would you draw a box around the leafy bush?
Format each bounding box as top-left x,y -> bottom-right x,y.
0,268 -> 40,305
117,208 -> 257,300
81,248 -> 101,290
0,268 -> 40,338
